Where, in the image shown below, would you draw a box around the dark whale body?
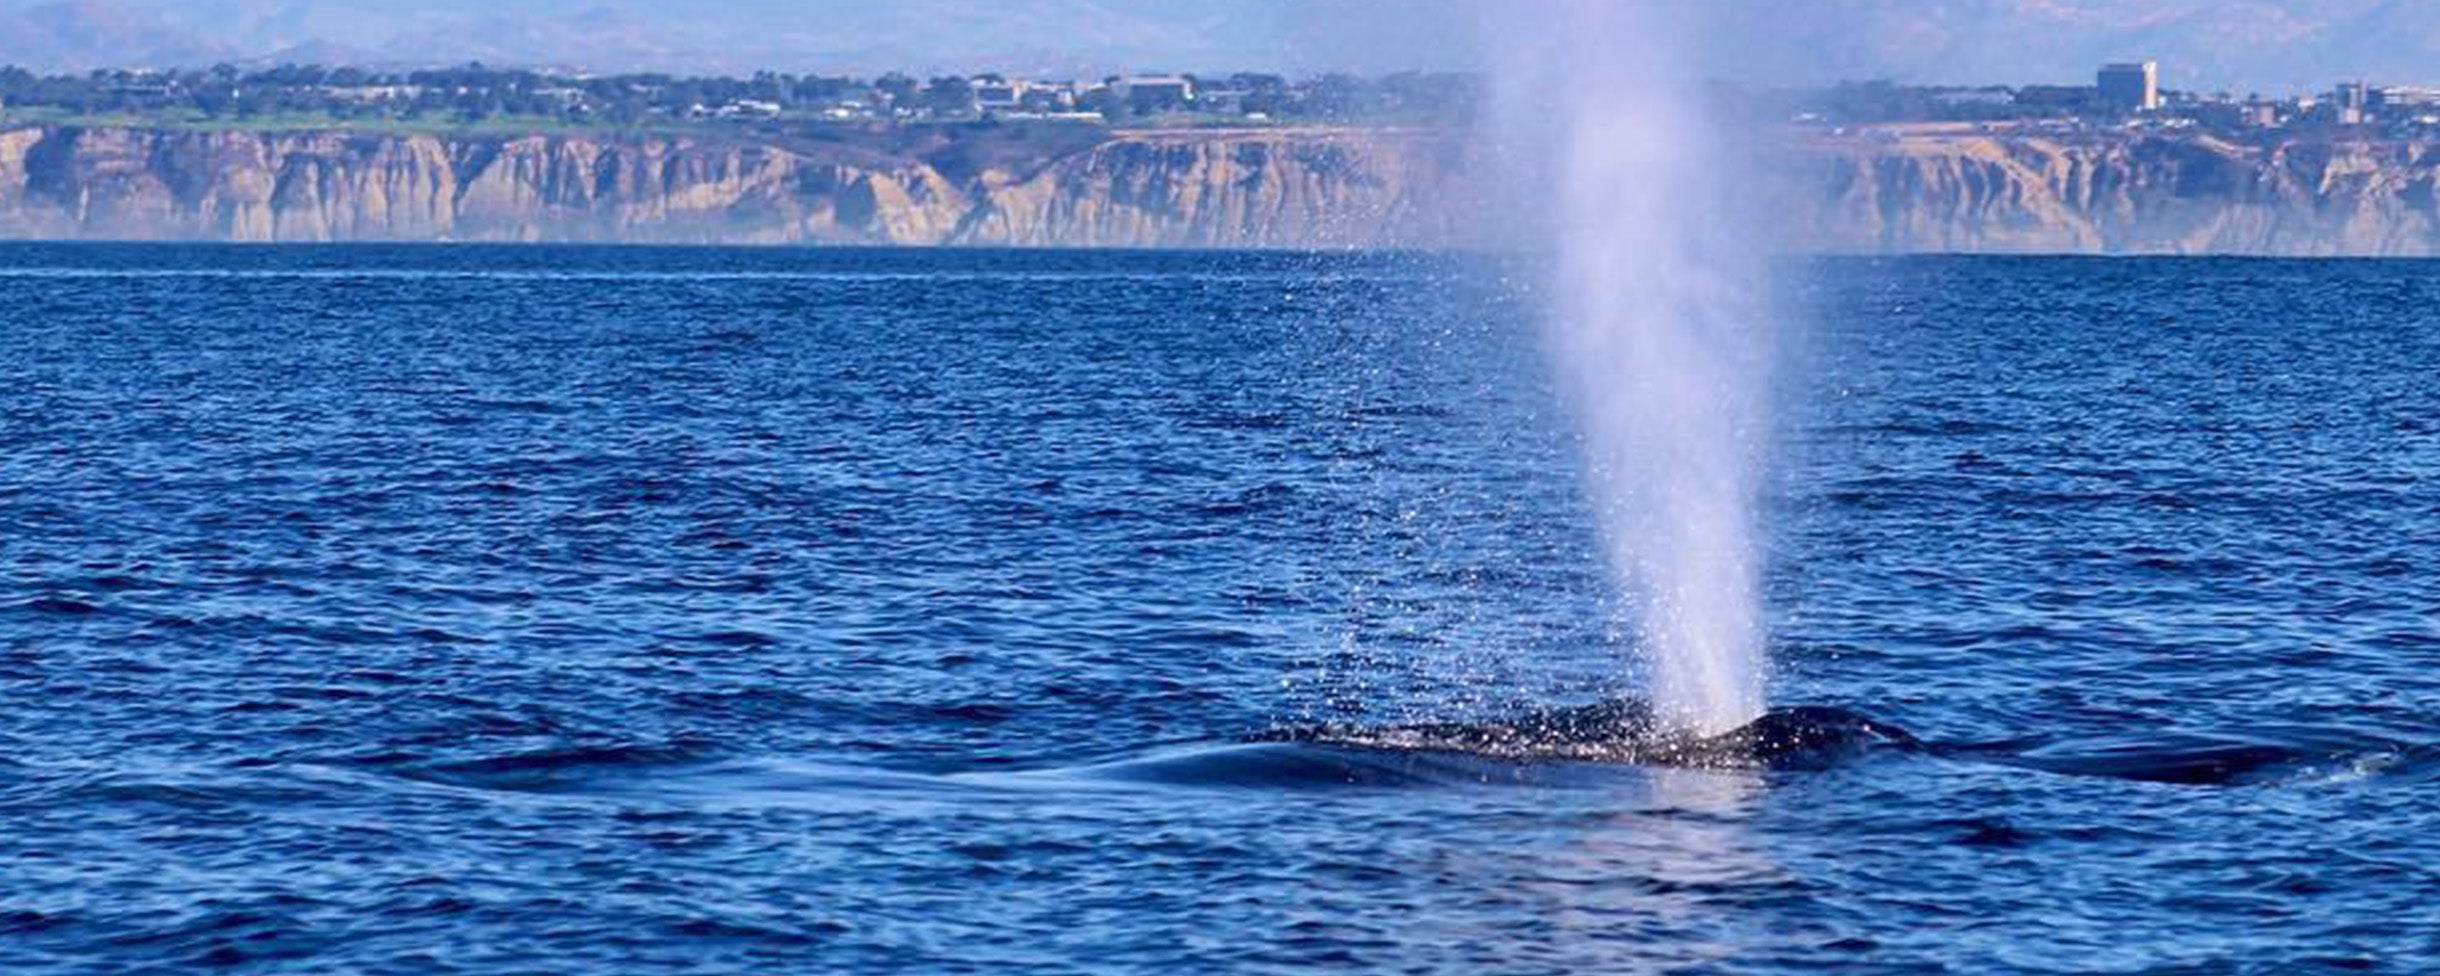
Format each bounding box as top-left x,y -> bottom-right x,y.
1253,700 -> 1921,770
1254,700 -> 2435,785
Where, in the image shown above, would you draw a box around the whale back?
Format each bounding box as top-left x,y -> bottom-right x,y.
1253,700 -> 1918,769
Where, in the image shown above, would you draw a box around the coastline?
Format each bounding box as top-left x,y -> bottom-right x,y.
7,120 -> 2440,254
0,122 -> 1472,249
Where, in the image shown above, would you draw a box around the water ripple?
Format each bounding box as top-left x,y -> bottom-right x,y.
0,247 -> 2433,974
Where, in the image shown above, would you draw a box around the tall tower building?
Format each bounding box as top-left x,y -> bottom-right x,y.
2098,61 -> 2161,112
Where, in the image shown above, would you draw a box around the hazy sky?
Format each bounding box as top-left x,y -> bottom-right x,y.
0,0 -> 1481,76
2,0 -> 2438,91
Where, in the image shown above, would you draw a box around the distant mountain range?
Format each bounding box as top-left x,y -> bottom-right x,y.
0,0 -> 2438,91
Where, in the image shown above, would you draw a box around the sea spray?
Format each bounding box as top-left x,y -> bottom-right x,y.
1483,2 -> 1775,733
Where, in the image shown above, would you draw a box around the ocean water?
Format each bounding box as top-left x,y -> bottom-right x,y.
1,245 -> 2434,974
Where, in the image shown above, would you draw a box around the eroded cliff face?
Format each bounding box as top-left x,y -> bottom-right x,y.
954,130 -> 1472,248
0,125 -> 1472,248
1777,128 -> 2440,256
16,123 -> 2440,254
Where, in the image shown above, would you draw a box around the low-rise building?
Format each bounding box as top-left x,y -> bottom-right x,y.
1194,86 -> 1250,115
714,99 -> 782,120
1933,89 -> 2014,108
2374,85 -> 2440,109
1115,75 -> 1195,113
973,78 -> 1027,111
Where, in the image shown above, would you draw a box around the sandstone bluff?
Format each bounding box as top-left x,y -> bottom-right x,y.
1779,126 -> 2440,257
13,122 -> 2440,254
0,125 -> 1469,248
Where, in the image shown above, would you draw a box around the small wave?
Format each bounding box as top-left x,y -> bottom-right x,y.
13,595 -> 102,616
103,904 -> 326,968
0,909 -> 66,935
1965,730 -> 2437,787
0,769 -> 341,814
367,741 -> 718,793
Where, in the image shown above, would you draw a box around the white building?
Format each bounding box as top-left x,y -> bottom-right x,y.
1114,75 -> 1195,111
715,99 -> 782,120
973,79 -> 1027,112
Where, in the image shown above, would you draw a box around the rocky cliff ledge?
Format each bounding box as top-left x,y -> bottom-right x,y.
14,123 -> 2440,254
1778,126 -> 2440,256
0,125 -> 1473,248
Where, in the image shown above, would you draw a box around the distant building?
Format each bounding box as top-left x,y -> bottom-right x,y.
1017,83 -> 1080,113
2334,82 -> 2371,124
1115,75 -> 1195,114
713,99 -> 781,120
1194,86 -> 1251,115
2374,85 -> 2440,111
320,84 -> 425,104
973,78 -> 1027,112
1933,88 -> 2014,109
2097,61 -> 2160,112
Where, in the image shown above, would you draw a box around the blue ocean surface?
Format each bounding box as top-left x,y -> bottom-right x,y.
1,245 -> 2434,974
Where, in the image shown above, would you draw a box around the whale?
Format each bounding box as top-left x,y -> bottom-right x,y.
1251,699 -> 1922,771
1252,698 -> 2435,785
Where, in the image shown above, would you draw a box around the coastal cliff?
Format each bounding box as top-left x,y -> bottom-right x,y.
14,122 -> 2440,254
1777,127 -> 2440,256
0,125 -> 1471,248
